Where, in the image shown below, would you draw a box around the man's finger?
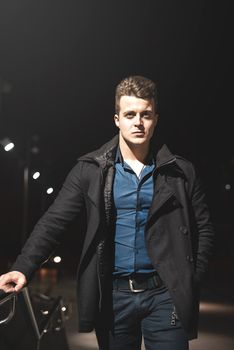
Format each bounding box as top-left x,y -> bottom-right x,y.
14,281 -> 25,292
0,272 -> 26,293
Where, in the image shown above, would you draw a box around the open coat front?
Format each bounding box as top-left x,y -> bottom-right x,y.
12,135 -> 214,340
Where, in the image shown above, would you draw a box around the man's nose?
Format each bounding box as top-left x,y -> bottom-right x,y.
134,114 -> 143,125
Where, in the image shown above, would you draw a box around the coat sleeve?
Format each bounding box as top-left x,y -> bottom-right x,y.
11,161 -> 85,281
190,169 -> 215,283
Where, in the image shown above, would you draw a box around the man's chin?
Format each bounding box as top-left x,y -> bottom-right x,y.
120,134 -> 150,148
128,138 -> 149,147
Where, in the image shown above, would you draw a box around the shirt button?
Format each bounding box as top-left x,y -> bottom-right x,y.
180,226 -> 188,234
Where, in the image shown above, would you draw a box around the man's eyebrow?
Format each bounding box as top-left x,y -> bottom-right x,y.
123,109 -> 153,115
142,110 -> 153,114
123,110 -> 135,115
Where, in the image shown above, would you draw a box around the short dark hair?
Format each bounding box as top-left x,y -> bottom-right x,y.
115,75 -> 158,114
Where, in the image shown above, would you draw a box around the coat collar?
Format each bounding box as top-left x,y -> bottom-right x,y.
78,134 -> 178,171
78,135 -> 118,169
155,144 -> 177,169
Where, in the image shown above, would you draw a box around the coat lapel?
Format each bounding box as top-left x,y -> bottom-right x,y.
86,170 -> 103,209
147,144 -> 181,222
147,173 -> 177,221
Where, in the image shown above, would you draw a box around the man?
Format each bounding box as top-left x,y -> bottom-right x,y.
0,76 -> 214,349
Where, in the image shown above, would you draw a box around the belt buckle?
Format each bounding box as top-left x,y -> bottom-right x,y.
129,278 -> 145,293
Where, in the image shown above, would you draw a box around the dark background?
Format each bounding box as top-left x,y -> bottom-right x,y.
0,1 -> 233,280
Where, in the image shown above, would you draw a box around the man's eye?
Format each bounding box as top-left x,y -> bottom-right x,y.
143,113 -> 152,119
125,113 -> 135,118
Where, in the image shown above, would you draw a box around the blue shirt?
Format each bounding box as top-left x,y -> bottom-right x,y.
113,151 -> 155,276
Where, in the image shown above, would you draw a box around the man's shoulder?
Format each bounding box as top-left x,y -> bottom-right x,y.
175,154 -> 195,173
155,144 -> 195,175
156,144 -> 197,183
78,135 -> 119,164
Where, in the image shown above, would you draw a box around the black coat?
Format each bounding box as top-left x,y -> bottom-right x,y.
12,135 -> 214,339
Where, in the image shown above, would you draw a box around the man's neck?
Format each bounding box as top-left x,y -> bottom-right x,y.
119,138 -> 150,164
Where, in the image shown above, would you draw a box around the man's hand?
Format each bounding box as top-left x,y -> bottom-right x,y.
0,271 -> 27,293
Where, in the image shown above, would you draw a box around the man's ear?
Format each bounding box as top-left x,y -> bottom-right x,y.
114,114 -> 119,128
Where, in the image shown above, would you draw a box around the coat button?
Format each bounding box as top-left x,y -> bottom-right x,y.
180,226 -> 188,234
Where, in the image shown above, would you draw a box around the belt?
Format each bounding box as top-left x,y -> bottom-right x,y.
113,273 -> 163,293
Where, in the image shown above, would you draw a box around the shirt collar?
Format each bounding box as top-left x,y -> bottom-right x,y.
115,146 -> 155,166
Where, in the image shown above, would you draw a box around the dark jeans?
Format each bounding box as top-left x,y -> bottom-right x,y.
96,285 -> 189,350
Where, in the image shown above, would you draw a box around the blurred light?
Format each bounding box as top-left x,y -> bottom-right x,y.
61,306 -> 67,312
4,142 -> 14,151
53,256 -> 62,264
32,171 -> 40,180
0,138 -> 15,152
200,301 -> 234,314
41,310 -> 49,315
0,77 -> 12,93
31,146 -> 40,154
47,187 -> 54,194
31,134 -> 40,154
225,184 -> 231,191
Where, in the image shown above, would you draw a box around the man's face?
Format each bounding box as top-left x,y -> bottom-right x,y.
114,95 -> 158,147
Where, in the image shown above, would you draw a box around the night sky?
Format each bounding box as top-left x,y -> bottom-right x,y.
0,1 -> 233,267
